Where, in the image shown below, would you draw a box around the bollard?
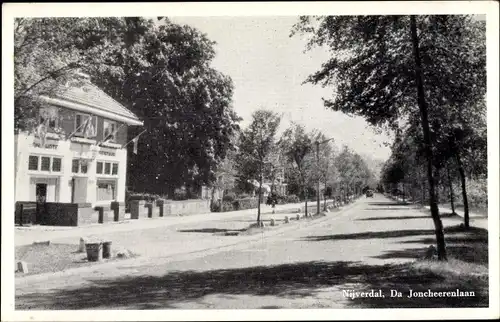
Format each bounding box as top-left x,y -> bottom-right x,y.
78,237 -> 86,253
102,241 -> 112,259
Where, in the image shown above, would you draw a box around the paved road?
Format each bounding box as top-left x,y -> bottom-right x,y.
15,194 -> 487,309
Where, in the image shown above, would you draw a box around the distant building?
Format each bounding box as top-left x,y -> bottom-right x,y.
15,72 -> 142,225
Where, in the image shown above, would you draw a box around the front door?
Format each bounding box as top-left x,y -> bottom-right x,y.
35,183 -> 47,223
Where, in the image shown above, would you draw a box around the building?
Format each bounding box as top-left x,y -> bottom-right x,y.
14,72 -> 142,225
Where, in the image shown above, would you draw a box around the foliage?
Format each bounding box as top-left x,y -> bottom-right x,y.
232,198 -> 259,211
235,109 -> 281,222
285,194 -> 300,204
222,192 -> 237,203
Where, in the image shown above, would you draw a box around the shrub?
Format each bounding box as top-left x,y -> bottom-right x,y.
128,192 -> 161,202
221,201 -> 234,212
222,192 -> 237,202
210,199 -> 221,212
173,190 -> 188,201
237,193 -> 251,199
234,198 -> 258,210
285,194 -> 300,204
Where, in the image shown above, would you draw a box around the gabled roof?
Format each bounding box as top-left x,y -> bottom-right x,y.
39,76 -> 142,126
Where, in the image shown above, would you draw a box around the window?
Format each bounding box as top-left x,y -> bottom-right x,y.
28,155 -> 62,172
75,114 -> 97,138
96,162 -> 103,174
96,180 -> 116,201
52,158 -> 61,172
72,159 -> 90,174
28,156 -> 39,170
96,161 -> 118,176
41,157 -> 50,171
103,120 -> 117,142
72,159 -> 79,173
104,162 -> 111,174
81,162 -> 88,174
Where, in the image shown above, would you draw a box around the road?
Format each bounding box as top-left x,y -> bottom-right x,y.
15,193 -> 488,309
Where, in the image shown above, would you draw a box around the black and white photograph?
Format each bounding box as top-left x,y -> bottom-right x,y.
2,1 -> 499,321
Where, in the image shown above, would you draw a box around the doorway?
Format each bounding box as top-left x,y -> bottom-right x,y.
36,183 -> 47,223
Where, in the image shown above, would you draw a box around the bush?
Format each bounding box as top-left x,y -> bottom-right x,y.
221,201 -> 234,212
222,192 -> 237,202
173,189 -> 188,201
127,192 -> 161,202
233,197 -> 258,211
210,199 -> 221,212
285,194 -> 300,204
237,193 -> 251,199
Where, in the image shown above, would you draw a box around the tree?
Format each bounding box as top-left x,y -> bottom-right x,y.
211,134 -> 240,203
236,109 -> 281,223
87,18 -> 241,196
14,18 -> 149,132
280,123 -> 315,216
292,15 -> 485,260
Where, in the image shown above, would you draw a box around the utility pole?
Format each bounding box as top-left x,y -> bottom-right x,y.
314,137 -> 334,215
316,141 -> 320,215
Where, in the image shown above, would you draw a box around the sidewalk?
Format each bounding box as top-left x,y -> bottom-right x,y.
14,200 -> 311,246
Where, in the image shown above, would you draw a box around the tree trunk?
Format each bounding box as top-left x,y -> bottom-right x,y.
257,162 -> 263,224
304,186 -> 308,217
446,163 -> 456,215
455,151 -> 470,228
410,16 -> 447,260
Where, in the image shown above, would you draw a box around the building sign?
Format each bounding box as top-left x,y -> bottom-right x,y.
32,142 -> 58,150
98,148 -> 116,157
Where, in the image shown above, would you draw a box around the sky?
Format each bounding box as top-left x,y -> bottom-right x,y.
167,16 -> 393,161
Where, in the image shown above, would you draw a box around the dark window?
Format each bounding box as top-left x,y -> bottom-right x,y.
52,158 -> 62,172
41,157 -> 50,171
28,156 -> 39,170
96,162 -> 103,174
103,120 -> 117,142
112,163 -> 118,175
105,162 -> 111,174
81,162 -> 88,174
72,159 -> 79,173
75,114 -> 83,133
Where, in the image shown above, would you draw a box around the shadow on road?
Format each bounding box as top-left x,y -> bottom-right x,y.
357,213 -> 459,221
178,228 -> 247,234
302,229 -> 436,241
367,202 -> 410,207
303,225 -> 487,242
15,259 -> 488,310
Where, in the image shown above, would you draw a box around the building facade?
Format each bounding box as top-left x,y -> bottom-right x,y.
15,73 -> 142,224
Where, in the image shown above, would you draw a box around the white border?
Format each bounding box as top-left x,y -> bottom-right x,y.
2,2 -> 499,321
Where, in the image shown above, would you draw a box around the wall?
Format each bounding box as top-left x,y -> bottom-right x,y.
166,199 -> 211,216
